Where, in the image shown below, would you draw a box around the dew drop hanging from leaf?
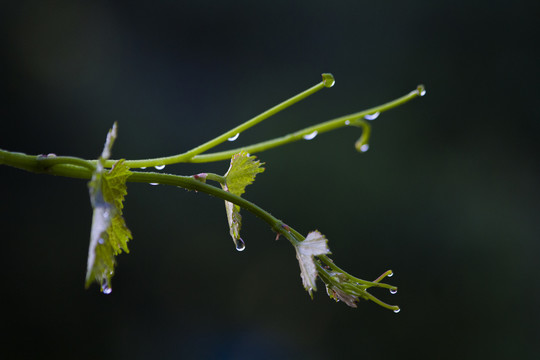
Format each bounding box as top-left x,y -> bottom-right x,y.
235,238 -> 246,251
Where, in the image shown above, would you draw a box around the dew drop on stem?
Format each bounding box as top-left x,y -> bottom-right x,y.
303,130 -> 318,140
394,308 -> 401,314
364,112 -> 380,120
228,133 -> 240,142
390,288 -> 398,294
360,144 -> 370,152
235,238 -> 246,251
154,164 -> 166,170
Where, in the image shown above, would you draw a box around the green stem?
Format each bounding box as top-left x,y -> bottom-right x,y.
189,85 -> 422,162
2,147 -> 399,310
123,84 -> 423,164
0,148 -> 289,238
39,155 -> 96,171
0,150 -> 94,178
204,173 -> 226,184
318,255 -> 395,290
104,74 -> 334,168
128,171 -> 291,235
0,149 -> 286,240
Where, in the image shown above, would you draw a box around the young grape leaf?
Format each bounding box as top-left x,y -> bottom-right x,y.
295,231 -> 331,297
224,151 -> 265,196
221,151 -> 264,249
101,160 -> 131,213
86,123 -> 132,293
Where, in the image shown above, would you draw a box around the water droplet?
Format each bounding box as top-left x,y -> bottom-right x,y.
228,133 -> 240,141
393,308 -> 401,313
98,238 -> 105,245
140,167 -> 147,169
417,84 -> 426,96
345,120 -> 351,125
364,112 -> 380,120
360,144 -> 370,152
387,271 -> 394,277
101,279 -> 112,294
390,288 -> 398,294
149,182 -> 159,186
321,73 -> 335,88
154,164 -> 166,170
303,130 -> 318,140
47,153 -> 57,158
235,238 -> 246,251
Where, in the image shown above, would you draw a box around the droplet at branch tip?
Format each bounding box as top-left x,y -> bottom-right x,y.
321,73 -> 335,88
355,140 -> 368,153
374,270 -> 394,283
354,121 -> 371,153
416,84 -> 426,96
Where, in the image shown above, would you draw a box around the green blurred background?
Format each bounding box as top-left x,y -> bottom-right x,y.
2,1 -> 539,359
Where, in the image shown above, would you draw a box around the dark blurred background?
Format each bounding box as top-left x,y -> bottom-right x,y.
1,1 -> 539,359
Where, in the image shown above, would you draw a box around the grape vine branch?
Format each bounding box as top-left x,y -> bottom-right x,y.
0,74 -> 425,313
